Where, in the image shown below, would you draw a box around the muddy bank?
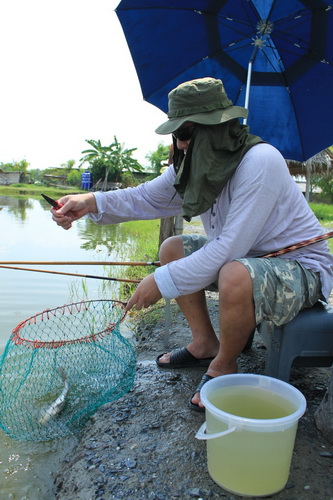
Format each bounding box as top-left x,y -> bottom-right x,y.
53,294 -> 333,500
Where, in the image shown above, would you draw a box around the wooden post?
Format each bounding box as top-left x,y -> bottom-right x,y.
158,144 -> 180,349
174,214 -> 184,235
159,216 -> 175,247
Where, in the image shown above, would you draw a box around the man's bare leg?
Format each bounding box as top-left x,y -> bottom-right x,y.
191,261 -> 256,407
158,236 -> 219,363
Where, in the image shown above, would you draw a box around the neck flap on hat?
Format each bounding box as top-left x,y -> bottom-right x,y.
173,120 -> 264,221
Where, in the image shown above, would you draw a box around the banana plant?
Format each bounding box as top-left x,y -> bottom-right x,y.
80,137 -> 143,188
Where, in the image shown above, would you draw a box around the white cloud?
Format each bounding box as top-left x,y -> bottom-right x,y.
0,0 -> 169,170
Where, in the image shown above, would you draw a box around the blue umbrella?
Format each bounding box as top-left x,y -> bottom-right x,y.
116,0 -> 333,161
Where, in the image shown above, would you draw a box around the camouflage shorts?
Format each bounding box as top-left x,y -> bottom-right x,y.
236,257 -> 322,326
182,234 -> 209,256
181,234 -> 322,326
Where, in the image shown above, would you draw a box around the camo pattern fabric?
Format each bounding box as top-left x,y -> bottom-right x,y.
182,234 -> 209,256
236,257 -> 322,326
181,234 -> 322,325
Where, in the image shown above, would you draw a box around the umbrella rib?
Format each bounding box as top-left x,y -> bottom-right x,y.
215,7 -> 330,69
217,19 -> 257,40
218,5 -> 330,65
263,9 -> 332,65
257,46 -> 287,81
238,0 -> 261,28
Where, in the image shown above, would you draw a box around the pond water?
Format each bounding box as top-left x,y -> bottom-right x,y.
0,194 -> 159,499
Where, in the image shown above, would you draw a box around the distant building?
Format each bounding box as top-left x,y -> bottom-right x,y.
0,171 -> 22,185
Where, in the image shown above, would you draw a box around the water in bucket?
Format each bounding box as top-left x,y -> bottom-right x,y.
196,374 -> 306,497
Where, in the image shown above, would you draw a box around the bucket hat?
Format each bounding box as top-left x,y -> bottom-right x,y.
155,77 -> 248,135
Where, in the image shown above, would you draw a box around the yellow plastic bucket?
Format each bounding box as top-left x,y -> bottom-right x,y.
196,373 -> 306,497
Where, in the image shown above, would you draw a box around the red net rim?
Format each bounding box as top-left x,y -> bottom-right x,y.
11,300 -> 127,349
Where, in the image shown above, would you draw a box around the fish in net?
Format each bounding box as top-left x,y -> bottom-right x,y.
0,300 -> 136,441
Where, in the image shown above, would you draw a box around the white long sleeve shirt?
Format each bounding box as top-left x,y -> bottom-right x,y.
90,144 -> 333,300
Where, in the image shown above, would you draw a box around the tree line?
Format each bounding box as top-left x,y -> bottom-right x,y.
0,137 -> 171,189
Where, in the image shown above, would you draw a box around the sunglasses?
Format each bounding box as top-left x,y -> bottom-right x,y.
172,125 -> 195,142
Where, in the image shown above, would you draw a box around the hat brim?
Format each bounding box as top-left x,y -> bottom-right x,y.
155,106 -> 248,135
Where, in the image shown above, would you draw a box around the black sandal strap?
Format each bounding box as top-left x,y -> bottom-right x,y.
194,374 -> 213,394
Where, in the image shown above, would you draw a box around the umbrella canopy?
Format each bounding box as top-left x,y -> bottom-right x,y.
116,0 -> 333,161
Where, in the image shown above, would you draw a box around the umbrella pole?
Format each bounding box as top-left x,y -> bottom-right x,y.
243,45 -> 259,125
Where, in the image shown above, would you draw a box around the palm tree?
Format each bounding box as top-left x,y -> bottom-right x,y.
80,137 -> 143,190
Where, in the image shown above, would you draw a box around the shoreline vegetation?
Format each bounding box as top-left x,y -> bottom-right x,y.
1,182 -> 333,224
0,183 -> 84,199
1,182 -> 333,256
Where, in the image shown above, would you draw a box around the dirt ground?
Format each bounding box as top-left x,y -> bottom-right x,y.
53,293 -> 333,500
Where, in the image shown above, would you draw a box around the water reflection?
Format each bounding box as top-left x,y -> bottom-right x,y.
0,194 -> 159,499
0,193 -> 159,353
78,218 -> 130,254
0,195 -> 159,341
0,195 -> 34,221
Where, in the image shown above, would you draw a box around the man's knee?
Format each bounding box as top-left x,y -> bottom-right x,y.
218,261 -> 253,298
159,235 -> 184,264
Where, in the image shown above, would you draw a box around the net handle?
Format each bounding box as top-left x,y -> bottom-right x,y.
11,300 -> 127,349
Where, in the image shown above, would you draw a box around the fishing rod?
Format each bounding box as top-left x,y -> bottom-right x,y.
0,233 -> 331,281
0,265 -> 141,283
1,231 -> 332,267
260,231 -> 333,258
0,260 -> 161,266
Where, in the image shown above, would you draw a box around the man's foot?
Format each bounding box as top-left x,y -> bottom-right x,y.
189,374 -> 213,412
156,347 -> 215,369
190,364 -> 238,410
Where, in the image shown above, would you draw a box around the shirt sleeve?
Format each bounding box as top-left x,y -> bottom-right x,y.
89,166 -> 182,224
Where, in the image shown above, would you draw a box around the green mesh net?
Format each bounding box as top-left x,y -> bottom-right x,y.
0,300 -> 136,442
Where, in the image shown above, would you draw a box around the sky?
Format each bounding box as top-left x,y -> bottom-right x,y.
0,0 -> 169,171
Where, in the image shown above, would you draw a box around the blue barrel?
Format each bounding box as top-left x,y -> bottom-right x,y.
81,170 -> 93,190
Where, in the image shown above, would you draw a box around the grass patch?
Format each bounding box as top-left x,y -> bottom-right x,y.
310,202 -> 333,225
309,203 -> 333,253
0,183 -> 83,198
117,219 -> 160,299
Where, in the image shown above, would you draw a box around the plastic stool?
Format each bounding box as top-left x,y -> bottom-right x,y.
258,301 -> 333,381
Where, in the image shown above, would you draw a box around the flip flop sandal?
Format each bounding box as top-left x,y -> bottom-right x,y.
156,347 -> 214,369
189,374 -> 214,412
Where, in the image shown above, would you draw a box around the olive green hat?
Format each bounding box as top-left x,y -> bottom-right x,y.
155,77 -> 248,135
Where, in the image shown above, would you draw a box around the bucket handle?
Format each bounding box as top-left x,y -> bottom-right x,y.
195,422 -> 236,440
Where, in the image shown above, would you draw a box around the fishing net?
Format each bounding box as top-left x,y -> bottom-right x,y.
0,300 -> 136,441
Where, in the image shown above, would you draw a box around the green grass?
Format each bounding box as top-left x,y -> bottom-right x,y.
308,203 -> 333,253
310,202 -> 333,225
116,219 -> 160,298
0,183 -> 83,198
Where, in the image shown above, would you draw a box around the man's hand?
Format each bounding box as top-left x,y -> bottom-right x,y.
126,273 -> 162,311
51,193 -> 97,230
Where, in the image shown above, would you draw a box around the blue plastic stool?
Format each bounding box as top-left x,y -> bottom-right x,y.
258,301 -> 333,381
